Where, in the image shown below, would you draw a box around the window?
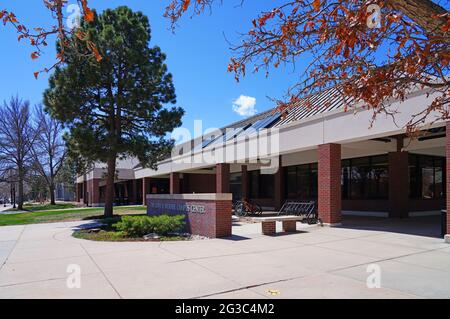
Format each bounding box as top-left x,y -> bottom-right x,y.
341,155 -> 389,200
409,154 -> 445,200
249,170 -> 275,199
230,172 -> 242,201
285,163 -> 318,200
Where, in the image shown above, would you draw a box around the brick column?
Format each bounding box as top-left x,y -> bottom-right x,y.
88,178 -> 100,207
389,151 -> 409,218
83,181 -> 88,205
142,178 -> 149,205
75,183 -> 80,202
318,143 -> 342,225
241,165 -> 249,200
446,122 -> 450,241
216,163 -> 230,194
274,156 -> 285,210
262,221 -> 276,236
170,172 -> 181,194
282,220 -> 297,232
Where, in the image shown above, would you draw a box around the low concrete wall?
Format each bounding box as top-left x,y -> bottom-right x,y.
146,193 -> 232,238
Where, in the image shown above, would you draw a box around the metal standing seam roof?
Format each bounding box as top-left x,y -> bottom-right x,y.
275,87 -> 353,127
194,87 -> 352,152
133,88 -> 353,169
214,87 -> 351,133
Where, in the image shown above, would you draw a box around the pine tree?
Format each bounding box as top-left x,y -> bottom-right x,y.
44,6 -> 184,217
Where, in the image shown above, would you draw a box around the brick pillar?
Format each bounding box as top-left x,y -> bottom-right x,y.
446,122 -> 450,241
170,172 -> 180,194
241,165 -> 249,200
75,183 -> 80,202
142,178 -> 149,206
83,181 -> 88,205
88,178 -> 100,207
389,151 -> 409,218
262,221 -> 277,236
216,163 -> 230,193
283,220 -> 297,232
274,156 -> 285,210
318,143 -> 342,225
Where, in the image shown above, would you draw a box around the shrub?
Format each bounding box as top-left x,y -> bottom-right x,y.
113,215 -> 186,237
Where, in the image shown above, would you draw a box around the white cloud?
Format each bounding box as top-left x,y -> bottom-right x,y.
232,95 -> 257,117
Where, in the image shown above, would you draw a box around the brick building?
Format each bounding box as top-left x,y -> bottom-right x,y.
75,86 -> 449,236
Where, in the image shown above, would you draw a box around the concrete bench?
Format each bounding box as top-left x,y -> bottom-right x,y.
250,216 -> 305,235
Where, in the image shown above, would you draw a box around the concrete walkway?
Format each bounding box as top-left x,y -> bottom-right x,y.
0,217 -> 449,299
0,205 -> 13,214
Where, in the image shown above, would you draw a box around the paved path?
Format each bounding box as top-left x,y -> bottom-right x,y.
0,218 -> 449,299
0,205 -> 14,214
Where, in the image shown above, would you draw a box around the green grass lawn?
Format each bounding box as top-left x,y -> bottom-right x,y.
5,202 -> 78,212
0,206 -> 147,226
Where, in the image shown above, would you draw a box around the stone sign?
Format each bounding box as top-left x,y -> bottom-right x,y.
146,194 -> 232,238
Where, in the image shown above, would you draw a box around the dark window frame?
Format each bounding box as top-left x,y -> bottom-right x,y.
341,155 -> 389,200
248,170 -> 275,199
409,154 -> 445,200
284,163 -> 318,200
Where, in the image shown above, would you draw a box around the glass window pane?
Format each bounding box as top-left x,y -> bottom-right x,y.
310,164 -> 318,199
286,167 -> 298,198
259,173 -> 275,198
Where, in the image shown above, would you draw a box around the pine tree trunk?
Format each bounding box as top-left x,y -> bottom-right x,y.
104,156 -> 116,217
388,0 -> 448,37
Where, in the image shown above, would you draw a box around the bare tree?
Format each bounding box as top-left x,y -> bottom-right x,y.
0,97 -> 36,210
30,105 -> 66,205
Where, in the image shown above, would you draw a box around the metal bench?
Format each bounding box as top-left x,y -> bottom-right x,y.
251,215 -> 305,235
278,201 -> 318,224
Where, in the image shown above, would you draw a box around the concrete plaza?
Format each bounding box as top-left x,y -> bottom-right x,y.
0,216 -> 449,299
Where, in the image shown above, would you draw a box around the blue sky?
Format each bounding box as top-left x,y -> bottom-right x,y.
0,0 -> 296,136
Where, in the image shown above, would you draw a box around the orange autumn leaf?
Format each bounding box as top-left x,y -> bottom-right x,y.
81,0 -> 94,22
33,72 -> 39,79
182,0 -> 191,12
88,42 -> 103,62
313,0 -> 321,12
84,8 -> 94,22
31,52 -> 39,60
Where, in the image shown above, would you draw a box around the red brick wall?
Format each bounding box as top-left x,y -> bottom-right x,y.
87,178 -> 100,206
215,200 -> 233,238
318,143 -> 342,224
147,198 -> 232,238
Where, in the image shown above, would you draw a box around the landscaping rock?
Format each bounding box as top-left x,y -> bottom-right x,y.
86,228 -> 102,233
167,232 -> 191,238
143,233 -> 160,241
